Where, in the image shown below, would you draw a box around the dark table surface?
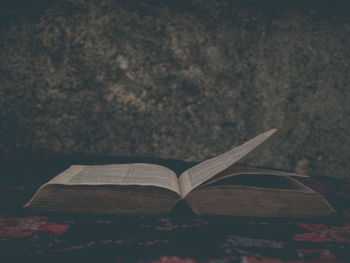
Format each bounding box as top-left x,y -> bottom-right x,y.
1,148 -> 349,263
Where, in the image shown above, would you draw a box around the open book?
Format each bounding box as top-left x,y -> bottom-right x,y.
25,128 -> 335,218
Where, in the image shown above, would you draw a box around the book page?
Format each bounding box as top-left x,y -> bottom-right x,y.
178,129 -> 278,197
46,163 -> 181,195
193,166 -> 309,191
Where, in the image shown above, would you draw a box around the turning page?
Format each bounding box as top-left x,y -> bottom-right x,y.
178,129 -> 278,197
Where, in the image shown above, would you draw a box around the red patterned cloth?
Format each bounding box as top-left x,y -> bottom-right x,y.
0,148 -> 349,262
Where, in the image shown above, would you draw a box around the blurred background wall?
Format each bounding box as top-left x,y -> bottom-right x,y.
1,0 -> 349,178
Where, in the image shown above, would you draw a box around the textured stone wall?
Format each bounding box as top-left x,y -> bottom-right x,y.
1,0 -> 350,177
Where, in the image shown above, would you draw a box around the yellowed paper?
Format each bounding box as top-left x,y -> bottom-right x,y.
47,164 -> 181,195
179,129 -> 278,197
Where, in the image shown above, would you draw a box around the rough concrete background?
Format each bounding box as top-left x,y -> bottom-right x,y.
1,0 -> 349,177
